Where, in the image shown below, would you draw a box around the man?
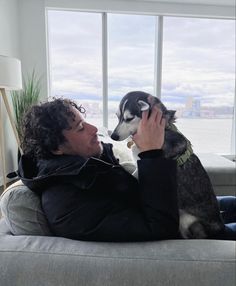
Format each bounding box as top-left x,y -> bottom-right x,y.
18,98 -> 179,242
18,98 -> 236,241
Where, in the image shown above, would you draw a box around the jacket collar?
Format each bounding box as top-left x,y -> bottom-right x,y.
17,142 -> 118,193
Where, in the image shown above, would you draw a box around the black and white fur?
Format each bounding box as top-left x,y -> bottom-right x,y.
111,91 -> 224,239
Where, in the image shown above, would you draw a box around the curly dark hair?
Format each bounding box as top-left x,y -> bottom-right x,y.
21,98 -> 86,159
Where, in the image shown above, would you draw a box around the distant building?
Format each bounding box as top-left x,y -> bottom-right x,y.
200,109 -> 215,118
182,96 -> 201,118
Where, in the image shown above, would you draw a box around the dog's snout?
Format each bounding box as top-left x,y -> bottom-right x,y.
111,133 -> 120,141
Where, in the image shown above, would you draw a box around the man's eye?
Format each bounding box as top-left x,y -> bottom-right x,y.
125,117 -> 134,122
77,122 -> 84,131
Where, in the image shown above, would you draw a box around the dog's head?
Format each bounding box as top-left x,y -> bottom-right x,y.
111,91 -> 176,141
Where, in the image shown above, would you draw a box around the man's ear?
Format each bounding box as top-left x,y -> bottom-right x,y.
138,100 -> 150,111
51,149 -> 64,155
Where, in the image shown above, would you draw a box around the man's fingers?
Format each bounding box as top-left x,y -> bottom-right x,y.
160,117 -> 166,128
149,106 -> 163,124
155,108 -> 163,123
141,106 -> 164,125
141,109 -> 149,121
149,106 -> 158,120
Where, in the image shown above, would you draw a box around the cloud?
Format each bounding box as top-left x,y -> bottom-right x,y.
47,10 -> 235,111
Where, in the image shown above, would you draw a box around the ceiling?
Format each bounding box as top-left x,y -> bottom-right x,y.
130,0 -> 235,6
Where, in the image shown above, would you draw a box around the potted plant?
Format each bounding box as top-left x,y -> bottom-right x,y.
11,70 -> 41,145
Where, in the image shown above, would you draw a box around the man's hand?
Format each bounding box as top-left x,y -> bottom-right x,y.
132,106 -> 166,153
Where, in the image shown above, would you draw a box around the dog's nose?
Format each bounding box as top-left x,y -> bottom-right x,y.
111,133 -> 119,141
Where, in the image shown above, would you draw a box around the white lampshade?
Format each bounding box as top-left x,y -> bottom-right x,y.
0,55 -> 22,90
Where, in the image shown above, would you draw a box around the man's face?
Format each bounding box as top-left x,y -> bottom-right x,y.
55,107 -> 103,158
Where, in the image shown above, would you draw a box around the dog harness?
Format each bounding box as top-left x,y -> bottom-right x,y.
168,124 -> 193,166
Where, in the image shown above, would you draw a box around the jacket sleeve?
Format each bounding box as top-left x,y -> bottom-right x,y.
137,156 -> 179,239
42,157 -> 179,242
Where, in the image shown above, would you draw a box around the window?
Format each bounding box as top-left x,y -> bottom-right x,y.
162,17 -> 235,154
107,14 -> 155,129
47,10 -> 103,126
47,10 -> 235,154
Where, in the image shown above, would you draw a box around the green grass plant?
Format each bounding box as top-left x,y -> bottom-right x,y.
11,70 -> 41,143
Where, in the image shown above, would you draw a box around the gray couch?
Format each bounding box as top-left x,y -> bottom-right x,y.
0,153 -> 235,286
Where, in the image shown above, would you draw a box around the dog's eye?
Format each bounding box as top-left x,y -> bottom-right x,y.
125,117 -> 134,122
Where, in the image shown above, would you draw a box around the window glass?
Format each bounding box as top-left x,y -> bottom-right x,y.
107,14 -> 156,129
47,10 -> 103,126
162,17 -> 235,154
47,11 -> 235,154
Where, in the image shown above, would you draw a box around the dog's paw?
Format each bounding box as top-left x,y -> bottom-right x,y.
179,210 -> 207,239
132,169 -> 139,179
120,161 -> 137,175
186,221 -> 208,239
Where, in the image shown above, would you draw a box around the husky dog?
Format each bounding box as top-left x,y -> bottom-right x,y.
111,91 -> 224,239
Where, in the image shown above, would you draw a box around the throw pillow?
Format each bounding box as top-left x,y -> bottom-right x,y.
0,180 -> 52,236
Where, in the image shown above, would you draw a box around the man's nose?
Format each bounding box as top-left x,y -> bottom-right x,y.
86,122 -> 98,133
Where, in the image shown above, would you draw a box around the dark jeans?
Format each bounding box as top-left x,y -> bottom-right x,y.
216,196 -> 236,240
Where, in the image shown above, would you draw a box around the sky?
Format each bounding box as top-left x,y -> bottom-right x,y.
47,10 -> 235,112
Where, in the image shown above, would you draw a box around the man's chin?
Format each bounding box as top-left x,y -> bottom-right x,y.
94,142 -> 103,158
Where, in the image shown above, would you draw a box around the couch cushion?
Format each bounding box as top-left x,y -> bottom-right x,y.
0,180 -> 52,235
0,217 -> 11,235
0,233 -> 235,286
197,153 -> 236,196
197,153 -> 236,186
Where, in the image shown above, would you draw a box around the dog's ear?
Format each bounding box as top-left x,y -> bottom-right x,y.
138,100 -> 150,111
165,110 -> 176,123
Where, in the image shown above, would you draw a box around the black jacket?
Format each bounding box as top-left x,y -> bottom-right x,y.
18,143 -> 179,242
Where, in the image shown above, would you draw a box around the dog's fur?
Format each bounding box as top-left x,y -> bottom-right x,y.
111,91 -> 224,239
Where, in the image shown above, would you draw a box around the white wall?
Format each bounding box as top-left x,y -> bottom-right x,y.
0,0 -> 48,184
0,0 -> 20,57
0,0 -> 21,183
18,0 -> 48,101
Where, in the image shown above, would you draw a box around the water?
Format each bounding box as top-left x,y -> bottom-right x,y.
77,99 -> 234,155
175,118 -> 233,154
89,117 -> 234,155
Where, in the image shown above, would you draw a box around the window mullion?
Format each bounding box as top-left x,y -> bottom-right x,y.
154,16 -> 163,99
231,94 -> 236,154
102,12 -> 108,128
